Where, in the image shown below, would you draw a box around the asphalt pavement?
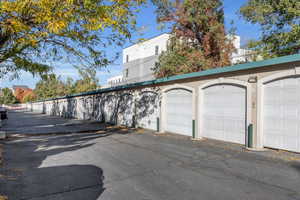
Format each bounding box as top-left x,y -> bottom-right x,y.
0,110 -> 300,200
2,110 -> 105,136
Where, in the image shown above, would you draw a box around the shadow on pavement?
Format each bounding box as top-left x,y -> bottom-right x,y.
0,129 -> 133,200
2,110 -> 107,136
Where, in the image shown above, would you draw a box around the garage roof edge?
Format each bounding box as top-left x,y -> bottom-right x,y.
34,54 -> 300,103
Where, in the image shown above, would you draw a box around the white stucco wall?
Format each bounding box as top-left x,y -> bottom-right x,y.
25,58 -> 300,152
122,33 -> 170,64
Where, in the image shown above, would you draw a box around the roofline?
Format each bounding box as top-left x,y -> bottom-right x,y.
33,54 -> 300,103
123,32 -> 171,50
13,85 -> 29,88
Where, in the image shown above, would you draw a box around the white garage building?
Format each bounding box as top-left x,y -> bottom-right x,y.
258,69 -> 300,153
28,54 -> 300,153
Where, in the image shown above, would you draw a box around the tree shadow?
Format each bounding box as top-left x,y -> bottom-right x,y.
116,93 -> 134,127
0,130 -> 132,200
42,87 -> 161,131
136,90 -> 161,130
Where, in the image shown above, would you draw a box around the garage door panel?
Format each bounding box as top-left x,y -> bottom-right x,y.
264,117 -> 281,131
227,133 -> 244,144
283,108 -> 298,119
223,108 -> 244,116
283,139 -> 298,152
266,133 -> 298,152
265,105 -> 280,117
283,77 -> 298,86
204,118 -> 219,132
284,119 -> 298,133
282,90 -> 298,104
263,76 -> 300,152
202,84 -> 246,144
165,89 -> 192,136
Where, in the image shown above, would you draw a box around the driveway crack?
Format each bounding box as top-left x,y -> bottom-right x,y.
20,183 -> 103,200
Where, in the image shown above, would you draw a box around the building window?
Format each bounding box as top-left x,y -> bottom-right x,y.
125,69 -> 129,78
126,55 -> 129,63
155,45 -> 159,55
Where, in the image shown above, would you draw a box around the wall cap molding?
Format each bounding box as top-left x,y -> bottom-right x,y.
162,84 -> 195,93
199,78 -> 249,89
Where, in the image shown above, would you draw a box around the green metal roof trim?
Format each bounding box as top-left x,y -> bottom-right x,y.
35,54 -> 300,103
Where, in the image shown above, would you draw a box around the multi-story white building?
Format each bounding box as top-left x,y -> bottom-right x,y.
102,75 -> 123,88
107,75 -> 123,87
107,33 -> 253,85
230,35 -> 255,63
122,33 -> 170,83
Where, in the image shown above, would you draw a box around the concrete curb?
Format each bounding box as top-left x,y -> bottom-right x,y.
245,147 -> 267,152
191,138 -> 204,141
154,132 -> 167,135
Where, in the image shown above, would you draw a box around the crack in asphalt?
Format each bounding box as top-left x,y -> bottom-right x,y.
20,183 -> 103,200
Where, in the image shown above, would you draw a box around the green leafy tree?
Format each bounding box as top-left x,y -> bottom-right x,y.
0,88 -> 18,104
33,67 -> 100,100
73,67 -> 99,93
0,0 -> 145,78
152,0 -> 235,77
240,0 -> 300,58
65,77 -> 76,95
34,74 -> 67,100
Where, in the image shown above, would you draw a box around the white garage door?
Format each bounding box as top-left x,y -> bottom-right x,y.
165,89 -> 192,136
202,84 -> 246,144
263,77 -> 300,152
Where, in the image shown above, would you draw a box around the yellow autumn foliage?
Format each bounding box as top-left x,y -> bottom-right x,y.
0,0 -> 145,76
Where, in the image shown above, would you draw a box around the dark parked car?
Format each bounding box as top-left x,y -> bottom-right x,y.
0,107 -> 7,120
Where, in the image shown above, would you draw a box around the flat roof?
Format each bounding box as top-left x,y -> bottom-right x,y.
35,54 -> 300,102
123,33 -> 170,50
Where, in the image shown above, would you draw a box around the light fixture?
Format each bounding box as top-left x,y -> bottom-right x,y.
248,76 -> 257,83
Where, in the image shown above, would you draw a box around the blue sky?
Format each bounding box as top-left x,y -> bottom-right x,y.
0,0 -> 260,89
